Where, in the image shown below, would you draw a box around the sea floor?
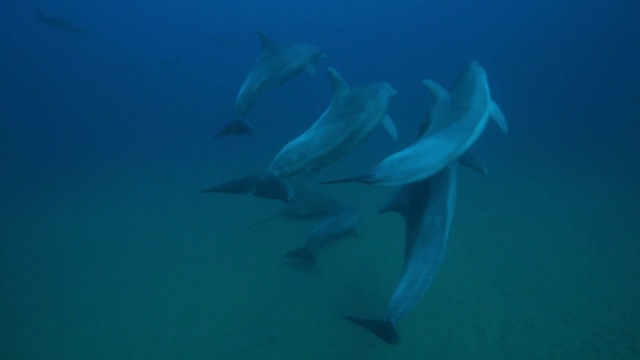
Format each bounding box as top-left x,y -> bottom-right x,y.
1,146 -> 639,359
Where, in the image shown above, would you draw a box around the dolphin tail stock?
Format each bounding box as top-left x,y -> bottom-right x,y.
318,173 -> 377,186
343,316 -> 400,345
283,247 -> 316,265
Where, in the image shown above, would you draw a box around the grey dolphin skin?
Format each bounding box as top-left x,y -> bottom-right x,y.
253,67 -> 397,202
322,61 -> 506,186
344,164 -> 457,344
215,30 -> 325,138
284,207 -> 363,265
36,9 -> 89,35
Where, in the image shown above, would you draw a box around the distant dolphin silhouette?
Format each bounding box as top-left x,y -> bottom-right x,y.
253,67 -> 397,202
344,164 -> 457,344
322,61 -> 506,186
283,207 -> 362,265
36,9 -> 89,35
215,30 -> 325,138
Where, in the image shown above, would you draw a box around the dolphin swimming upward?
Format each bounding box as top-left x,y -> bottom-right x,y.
345,164 -> 457,344
254,67 -> 398,201
215,30 -> 325,138
322,61 -> 506,186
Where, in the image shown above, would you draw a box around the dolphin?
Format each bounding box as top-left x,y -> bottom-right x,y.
322,61 -> 506,186
246,187 -> 342,229
253,67 -> 398,202
215,30 -> 325,137
36,9 -> 89,35
344,164 -> 457,344
284,207 -> 363,265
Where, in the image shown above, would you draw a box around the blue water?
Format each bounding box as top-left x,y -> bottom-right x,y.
1,1 -> 639,358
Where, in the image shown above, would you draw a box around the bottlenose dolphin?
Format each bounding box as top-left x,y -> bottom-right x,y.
215,30 -> 325,137
322,61 -> 506,186
344,164 -> 457,344
246,187 -> 342,229
36,9 -> 89,35
284,207 -> 363,265
253,67 -> 398,202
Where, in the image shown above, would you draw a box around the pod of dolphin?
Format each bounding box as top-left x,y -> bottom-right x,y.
205,30 -> 508,345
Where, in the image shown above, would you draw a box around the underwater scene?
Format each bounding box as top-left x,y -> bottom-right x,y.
1,0 -> 639,358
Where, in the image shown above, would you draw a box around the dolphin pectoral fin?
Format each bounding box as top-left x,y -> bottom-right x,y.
422,79 -> 450,103
283,247 -> 316,265
305,64 -> 317,77
253,175 -> 294,202
490,101 -> 508,135
458,151 -> 488,177
343,317 -> 399,345
382,115 -> 398,141
319,173 -> 377,185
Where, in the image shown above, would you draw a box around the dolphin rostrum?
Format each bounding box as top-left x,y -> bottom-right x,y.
323,61 -> 506,186
254,67 -> 397,201
215,30 -> 325,138
344,164 -> 457,344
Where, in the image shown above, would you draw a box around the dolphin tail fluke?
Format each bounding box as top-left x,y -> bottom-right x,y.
253,175 -> 294,202
343,317 -> 399,345
214,118 -> 254,139
283,247 -> 316,265
319,173 -> 377,185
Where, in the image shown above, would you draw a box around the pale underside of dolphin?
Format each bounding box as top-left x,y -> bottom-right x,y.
323,61 -> 506,186
253,67 -> 398,201
215,30 -> 325,138
344,164 -> 458,344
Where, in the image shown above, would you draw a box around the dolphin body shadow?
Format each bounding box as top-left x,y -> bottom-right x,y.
344,164 -> 458,345
215,30 -> 325,138
36,9 -> 89,35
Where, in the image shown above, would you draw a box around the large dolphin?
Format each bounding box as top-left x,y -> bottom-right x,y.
344,164 -> 457,344
322,61 -> 506,186
215,30 -> 325,138
36,9 -> 89,35
254,67 -> 398,201
283,207 -> 363,266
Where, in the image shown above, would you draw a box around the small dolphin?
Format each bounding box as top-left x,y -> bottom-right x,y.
247,188 -> 342,229
253,67 -> 397,202
284,207 -> 363,265
344,164 -> 457,344
215,30 -> 325,137
198,174 -> 261,195
323,61 -> 506,186
36,9 -> 89,35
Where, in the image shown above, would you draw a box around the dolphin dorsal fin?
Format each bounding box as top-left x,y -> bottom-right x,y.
327,67 -> 350,98
256,30 -> 277,50
422,79 -> 450,103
